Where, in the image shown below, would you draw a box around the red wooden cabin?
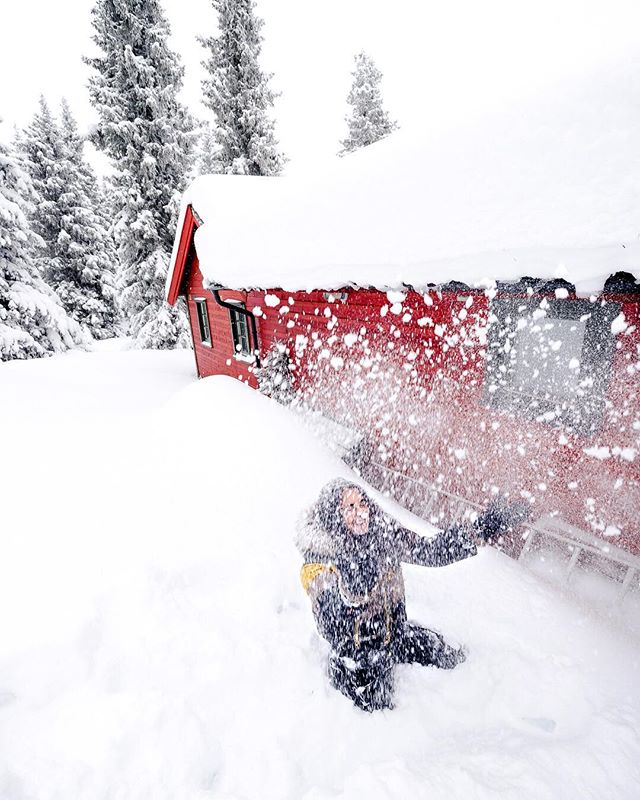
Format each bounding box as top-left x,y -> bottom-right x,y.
166,96 -> 640,593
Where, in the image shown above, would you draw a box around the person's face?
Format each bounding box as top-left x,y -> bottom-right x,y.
340,487 -> 370,535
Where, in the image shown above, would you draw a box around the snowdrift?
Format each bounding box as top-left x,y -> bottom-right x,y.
0,349 -> 639,799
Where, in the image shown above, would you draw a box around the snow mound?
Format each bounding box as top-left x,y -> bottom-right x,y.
175,55 -> 640,294
1,350 -> 639,799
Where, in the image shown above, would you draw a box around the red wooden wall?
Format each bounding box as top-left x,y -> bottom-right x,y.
183,255 -> 640,555
185,255 -> 258,387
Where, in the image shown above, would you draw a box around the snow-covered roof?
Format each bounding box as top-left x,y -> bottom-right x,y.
170,56 -> 640,295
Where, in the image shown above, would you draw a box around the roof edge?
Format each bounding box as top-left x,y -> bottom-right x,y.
166,204 -> 200,306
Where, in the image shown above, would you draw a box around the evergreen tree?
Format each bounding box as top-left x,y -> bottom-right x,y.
19,99 -> 118,340
51,100 -> 118,339
17,97 -> 66,268
199,0 -> 286,176
194,120 -> 224,176
339,52 -> 398,155
86,0 -> 195,349
0,137 -> 87,361
100,175 -> 128,329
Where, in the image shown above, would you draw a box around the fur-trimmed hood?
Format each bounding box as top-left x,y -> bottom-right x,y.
295,478 -> 400,577
295,478 -> 380,560
295,511 -> 338,560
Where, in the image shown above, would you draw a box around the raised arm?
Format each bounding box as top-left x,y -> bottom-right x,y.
393,523 -> 478,567
393,497 -> 532,567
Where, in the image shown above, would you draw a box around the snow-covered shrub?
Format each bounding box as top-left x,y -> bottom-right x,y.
255,341 -> 296,404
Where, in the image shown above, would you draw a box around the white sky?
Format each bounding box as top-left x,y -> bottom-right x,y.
2,0 -> 640,174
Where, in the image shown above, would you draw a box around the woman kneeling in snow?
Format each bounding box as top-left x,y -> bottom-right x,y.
297,479 -> 528,712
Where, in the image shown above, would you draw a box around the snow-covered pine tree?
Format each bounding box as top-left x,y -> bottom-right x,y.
0,136 -> 87,360
48,100 -> 118,339
194,120 -> 224,176
339,52 -> 398,155
19,99 -> 118,340
199,0 -> 286,176
86,0 -> 195,349
17,96 -> 66,270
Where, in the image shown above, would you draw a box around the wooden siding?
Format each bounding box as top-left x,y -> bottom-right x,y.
181,253 -> 639,557
186,257 -> 258,388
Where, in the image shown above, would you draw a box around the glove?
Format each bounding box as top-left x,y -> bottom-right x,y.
475,497 -> 531,543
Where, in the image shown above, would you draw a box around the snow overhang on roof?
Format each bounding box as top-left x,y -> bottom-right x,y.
168,55 -> 640,298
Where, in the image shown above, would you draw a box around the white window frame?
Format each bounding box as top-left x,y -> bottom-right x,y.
194,297 -> 212,347
227,300 -> 254,362
484,296 -> 621,435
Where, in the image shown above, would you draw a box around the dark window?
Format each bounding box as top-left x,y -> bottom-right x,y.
484,296 -> 621,435
228,302 -> 252,358
194,298 -> 211,346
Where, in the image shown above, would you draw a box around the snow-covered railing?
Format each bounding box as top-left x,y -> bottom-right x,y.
362,459 -> 484,525
370,461 -> 640,605
301,408 -> 639,608
313,412 -> 493,525
361,455 -> 639,607
518,514 -> 640,606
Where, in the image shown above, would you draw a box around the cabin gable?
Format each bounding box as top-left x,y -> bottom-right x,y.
185,258 -> 258,386
167,205 -> 200,306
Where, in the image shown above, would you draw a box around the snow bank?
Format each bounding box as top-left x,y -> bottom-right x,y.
1,350 -> 639,799
173,55 -> 640,295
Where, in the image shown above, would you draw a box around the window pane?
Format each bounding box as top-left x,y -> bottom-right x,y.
196,300 -> 211,345
485,297 -> 620,434
238,315 -> 250,354
203,308 -> 210,341
512,318 -> 586,401
231,310 -> 240,349
196,303 -> 204,339
230,306 -> 251,356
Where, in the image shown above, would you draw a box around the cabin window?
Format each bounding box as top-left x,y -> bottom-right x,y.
194,298 -> 212,346
484,297 -> 621,434
228,301 -> 252,359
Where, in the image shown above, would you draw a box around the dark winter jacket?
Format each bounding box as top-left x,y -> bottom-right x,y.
296,479 -> 477,656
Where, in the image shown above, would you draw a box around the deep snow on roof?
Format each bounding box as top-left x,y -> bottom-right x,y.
172,55 -> 640,294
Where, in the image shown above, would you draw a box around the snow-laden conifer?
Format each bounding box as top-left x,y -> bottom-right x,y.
86,0 -> 194,349
17,97 -> 66,266
0,137 -> 87,361
339,52 -> 398,155
19,99 -> 118,340
49,100 -> 118,339
194,121 -> 224,176
200,0 -> 286,176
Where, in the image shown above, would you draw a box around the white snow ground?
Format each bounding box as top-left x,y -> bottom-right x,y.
1,347 -> 639,800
